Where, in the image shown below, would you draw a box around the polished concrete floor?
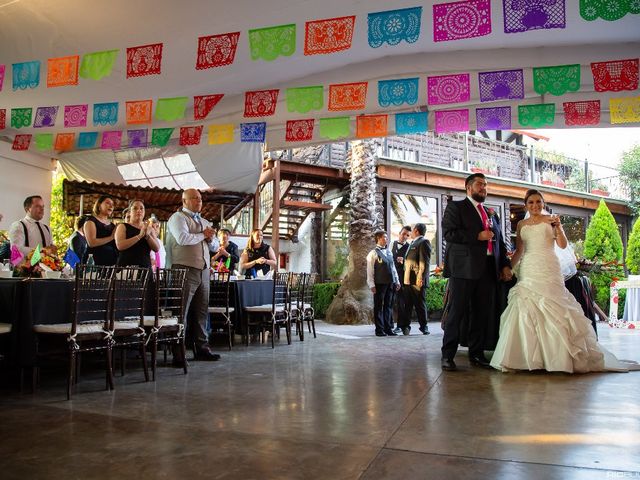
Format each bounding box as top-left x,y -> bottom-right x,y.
1,321 -> 639,479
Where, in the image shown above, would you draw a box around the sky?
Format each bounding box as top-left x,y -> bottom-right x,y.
522,127 -> 640,169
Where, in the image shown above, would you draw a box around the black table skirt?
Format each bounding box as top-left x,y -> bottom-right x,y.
226,280 -> 273,334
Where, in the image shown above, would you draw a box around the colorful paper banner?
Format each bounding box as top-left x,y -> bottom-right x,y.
126,100 -> 153,124
196,32 -> 240,69
533,64 -> 581,96
194,94 -> 224,120
126,43 -> 163,78
151,128 -> 174,147
240,122 -> 266,142
55,133 -> 75,151
101,131 -> 123,149
427,73 -> 471,105
93,102 -> 119,126
503,0 -> 566,34
127,129 -> 148,148
563,100 -> 601,126
47,55 -> 79,87
517,104 -> 556,128
580,0 -> 640,21
368,7 -> 422,48
0,109 -> 5,130
208,124 -> 234,145
179,126 -> 203,145
591,59 -> 639,92
478,69 -> 524,102
378,77 -> 419,107
304,16 -> 356,55
249,24 -> 296,61
155,97 -> 188,121
328,82 -> 368,111
77,132 -> 99,149
35,133 -> 53,150
79,50 -> 119,81
356,114 -> 388,138
319,116 -> 351,140
476,106 -> 512,130
12,134 -> 32,151
395,112 -> 428,135
11,108 -> 32,129
244,89 -> 279,117
435,109 -> 469,134
286,119 -> 315,142
286,86 -> 324,113
0,65 -> 5,91
33,106 -> 59,128
12,61 -> 40,90
610,97 -> 640,124
433,0 -> 491,42
64,104 -> 88,128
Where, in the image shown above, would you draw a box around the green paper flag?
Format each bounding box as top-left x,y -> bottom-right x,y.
79,50 -> 119,81
30,244 -> 41,267
248,24 -> 296,61
286,86 -> 324,113
35,133 -> 54,151
518,104 -> 556,128
319,117 -> 351,140
155,97 -> 189,122
533,64 -> 580,96
151,128 -> 174,147
225,257 -> 231,269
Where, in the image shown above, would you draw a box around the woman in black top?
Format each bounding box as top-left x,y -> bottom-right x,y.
115,200 -> 160,267
84,195 -> 118,266
211,228 -> 240,272
240,229 -> 277,276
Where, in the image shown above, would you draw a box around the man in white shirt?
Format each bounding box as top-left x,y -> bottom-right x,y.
366,230 -> 401,337
9,195 -> 56,257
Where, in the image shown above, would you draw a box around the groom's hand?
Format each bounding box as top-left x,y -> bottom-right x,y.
478,230 -> 494,241
500,267 -> 513,282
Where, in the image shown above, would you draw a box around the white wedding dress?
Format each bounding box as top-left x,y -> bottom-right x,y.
490,222 -> 631,373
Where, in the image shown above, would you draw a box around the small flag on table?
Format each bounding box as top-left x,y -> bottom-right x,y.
10,244 -> 23,266
63,248 -> 80,269
30,244 -> 41,267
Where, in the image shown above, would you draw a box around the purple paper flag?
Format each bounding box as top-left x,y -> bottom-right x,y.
101,131 -> 122,149
427,73 -> 471,105
476,106 -> 512,131
503,0 -> 566,34
478,69 -> 524,102
435,109 -> 469,134
10,244 -> 24,266
33,106 -> 59,128
127,129 -> 148,148
64,104 -> 88,128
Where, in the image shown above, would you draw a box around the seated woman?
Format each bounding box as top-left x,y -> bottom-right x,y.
84,195 -> 118,266
211,228 -> 239,272
115,199 -> 160,268
240,229 -> 277,277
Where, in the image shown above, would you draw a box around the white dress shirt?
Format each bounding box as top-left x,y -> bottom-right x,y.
366,245 -> 400,289
9,215 -> 53,256
167,208 -> 211,246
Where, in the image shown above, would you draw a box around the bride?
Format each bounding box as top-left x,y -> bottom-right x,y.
490,189 -> 635,373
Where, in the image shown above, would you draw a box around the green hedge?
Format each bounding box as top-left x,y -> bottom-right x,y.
587,265 -> 626,316
313,282 -> 341,318
426,278 -> 448,312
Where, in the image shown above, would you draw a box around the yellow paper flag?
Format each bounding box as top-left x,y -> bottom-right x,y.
610,97 -> 640,125
208,124 -> 234,145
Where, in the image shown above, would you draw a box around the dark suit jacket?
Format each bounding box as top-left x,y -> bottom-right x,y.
391,240 -> 410,279
403,236 -> 431,286
442,198 -> 510,280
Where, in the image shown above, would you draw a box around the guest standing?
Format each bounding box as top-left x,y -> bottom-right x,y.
9,195 -> 56,256
401,223 -> 431,336
84,195 -> 117,266
366,231 -> 401,336
391,225 -> 411,334
115,200 -> 159,267
68,216 -> 88,263
240,229 -> 277,277
148,216 -> 166,270
212,228 -> 239,272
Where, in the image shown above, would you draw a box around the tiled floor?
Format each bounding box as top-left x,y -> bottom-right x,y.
1,321 -> 638,479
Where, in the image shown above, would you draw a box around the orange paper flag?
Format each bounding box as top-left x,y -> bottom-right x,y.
356,114 -> 388,138
54,133 -> 75,151
47,55 -> 79,87
126,100 -> 153,125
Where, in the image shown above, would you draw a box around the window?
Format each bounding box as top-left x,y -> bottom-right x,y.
390,193 -> 439,267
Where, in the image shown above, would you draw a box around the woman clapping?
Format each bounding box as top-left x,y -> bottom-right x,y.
115,199 -> 159,268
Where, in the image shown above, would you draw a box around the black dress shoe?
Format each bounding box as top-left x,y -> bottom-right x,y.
385,330 -> 398,336
392,327 -> 402,334
195,346 -> 221,361
469,355 -> 492,368
402,327 -> 410,336
441,358 -> 457,371
419,326 -> 430,335
375,332 -> 387,337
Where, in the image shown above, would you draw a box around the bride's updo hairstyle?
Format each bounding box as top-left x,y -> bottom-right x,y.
524,189 -> 545,205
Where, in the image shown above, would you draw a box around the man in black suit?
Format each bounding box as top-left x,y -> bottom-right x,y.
441,173 -> 512,371
400,223 -> 431,336
391,225 -> 411,334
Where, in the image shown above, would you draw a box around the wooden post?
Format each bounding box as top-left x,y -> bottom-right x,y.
272,160 -> 281,269
252,188 -> 260,231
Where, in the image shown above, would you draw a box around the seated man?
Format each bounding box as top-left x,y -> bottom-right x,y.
9,195 -> 56,256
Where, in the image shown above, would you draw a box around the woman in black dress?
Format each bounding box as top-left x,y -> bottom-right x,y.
84,195 -> 118,266
211,228 -> 240,273
114,200 -> 160,267
240,229 -> 277,277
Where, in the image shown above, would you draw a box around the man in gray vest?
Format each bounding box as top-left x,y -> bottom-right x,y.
366,230 -> 401,337
166,188 -> 219,363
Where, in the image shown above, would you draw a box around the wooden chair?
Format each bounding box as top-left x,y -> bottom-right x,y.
208,271 -> 234,350
301,273 -> 318,338
32,264 -> 115,400
244,272 -> 291,348
288,272 -> 305,341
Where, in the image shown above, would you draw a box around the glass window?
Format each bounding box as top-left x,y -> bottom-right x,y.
390,193 -> 439,267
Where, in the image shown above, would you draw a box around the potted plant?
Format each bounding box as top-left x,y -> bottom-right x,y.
590,187 -> 610,197
541,170 -> 565,188
470,158 -> 498,175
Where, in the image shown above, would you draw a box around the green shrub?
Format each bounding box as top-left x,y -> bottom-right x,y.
313,282 -> 341,318
587,264 -> 625,314
425,277 -> 448,312
626,217 -> 640,274
584,199 -> 623,262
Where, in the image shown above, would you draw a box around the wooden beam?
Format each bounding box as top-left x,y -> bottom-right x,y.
281,200 -> 333,211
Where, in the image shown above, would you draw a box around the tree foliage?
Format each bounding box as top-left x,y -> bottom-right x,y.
626,217 -> 640,274
49,172 -> 73,249
619,144 -> 640,215
584,199 -> 623,262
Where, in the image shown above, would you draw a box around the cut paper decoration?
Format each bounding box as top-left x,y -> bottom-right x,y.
563,100 -> 601,126
64,104 -> 88,128
208,124 -> 234,145
609,97 -> 640,124
12,61 -> 40,90
35,134 -> 53,151
11,108 -> 32,129
196,32 -> 240,69
151,128 -> 174,147
79,50 -> 119,81
10,244 -> 24,267
591,59 -> 639,92
304,16 -> 356,55
478,69 -> 524,102
0,109 -> 5,130
328,82 -> 368,111
286,119 -> 315,142
476,106 -> 512,130
63,248 -> 80,269
427,73 -> 471,105
435,109 -> 469,133
155,97 -> 188,121
580,0 -> 640,21
0,65 -> 5,91
518,104 -> 556,128
127,129 -> 148,148
126,43 -> 163,78
319,116 -> 351,140
55,133 -> 75,151
240,122 -> 266,142
126,100 -> 153,124
30,245 -> 41,267
533,64 -> 581,96
33,106 -> 59,128
12,134 -> 32,151
194,94 -> 224,120
395,112 -> 428,135
249,24 -> 296,61
286,86 -> 324,113
368,6 -> 423,48
179,126 -> 203,146
47,55 -> 79,87
433,0 -> 491,42
101,131 -> 123,150
93,102 -> 119,126
378,77 -> 419,107
244,89 -> 279,117
356,115 -> 388,138
502,0 -> 566,34
77,132 -> 98,149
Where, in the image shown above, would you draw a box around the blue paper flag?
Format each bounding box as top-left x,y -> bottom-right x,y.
395,112 -> 428,135
368,6 -> 423,48
77,132 -> 99,149
240,122 -> 266,143
63,248 -> 80,269
93,102 -> 119,126
12,61 -> 41,90
378,77 -> 419,107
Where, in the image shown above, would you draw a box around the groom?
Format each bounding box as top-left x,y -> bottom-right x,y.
440,173 -> 512,371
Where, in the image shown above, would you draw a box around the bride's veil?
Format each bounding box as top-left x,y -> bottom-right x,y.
523,210 -> 578,280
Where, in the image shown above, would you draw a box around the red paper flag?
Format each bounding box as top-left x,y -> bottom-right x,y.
244,89 -> 279,117
126,43 -> 163,78
0,109 -> 5,130
196,32 -> 240,69
304,16 -> 356,55
286,119 -> 315,142
328,82 -> 368,111
12,134 -> 32,151
591,59 -> 639,92
126,100 -> 153,124
179,126 -> 203,145
563,100 -> 601,126
194,94 -> 224,120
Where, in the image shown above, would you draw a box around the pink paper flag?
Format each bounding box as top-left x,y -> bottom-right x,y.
101,131 -> 123,149
10,244 -> 24,266
0,65 -> 5,91
427,73 -> 471,105
435,109 -> 469,134
433,0 -> 492,42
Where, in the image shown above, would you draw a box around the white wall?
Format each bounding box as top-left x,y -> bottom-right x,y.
278,216 -> 312,273
0,142 -> 55,231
